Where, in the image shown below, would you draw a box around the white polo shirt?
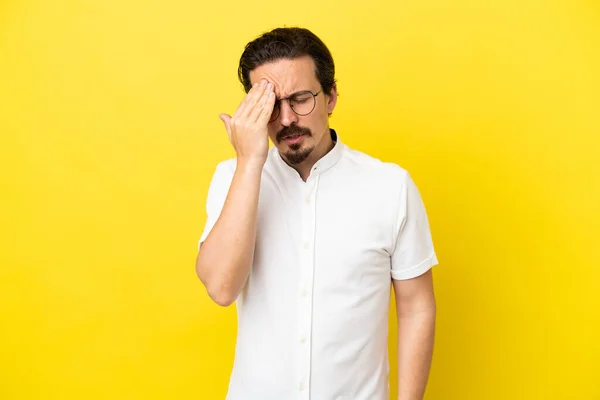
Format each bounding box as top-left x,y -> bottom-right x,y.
199,129 -> 438,400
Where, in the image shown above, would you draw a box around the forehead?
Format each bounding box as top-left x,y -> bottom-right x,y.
249,56 -> 319,96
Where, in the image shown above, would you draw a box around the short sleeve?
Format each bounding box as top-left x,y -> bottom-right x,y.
197,160 -> 235,251
390,170 -> 439,280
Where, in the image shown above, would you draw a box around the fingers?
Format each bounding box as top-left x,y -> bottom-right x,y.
232,84 -> 254,119
234,81 -> 266,120
256,89 -> 276,124
249,82 -> 274,122
240,80 -> 268,119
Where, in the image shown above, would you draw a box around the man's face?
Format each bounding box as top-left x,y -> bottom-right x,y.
249,56 -> 337,165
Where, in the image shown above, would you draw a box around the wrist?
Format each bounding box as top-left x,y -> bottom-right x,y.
236,157 -> 266,173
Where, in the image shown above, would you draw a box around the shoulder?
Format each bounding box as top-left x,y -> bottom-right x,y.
209,157 -> 237,179
340,145 -> 411,186
214,157 -> 237,173
206,158 -> 238,190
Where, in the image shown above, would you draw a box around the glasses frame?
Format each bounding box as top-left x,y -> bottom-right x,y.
269,89 -> 322,122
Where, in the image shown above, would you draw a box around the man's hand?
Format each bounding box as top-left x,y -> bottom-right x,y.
197,79 -> 275,306
219,79 -> 276,166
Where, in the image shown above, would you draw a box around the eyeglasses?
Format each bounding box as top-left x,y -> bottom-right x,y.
269,90 -> 322,122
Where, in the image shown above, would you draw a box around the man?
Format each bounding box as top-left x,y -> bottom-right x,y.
196,27 -> 439,400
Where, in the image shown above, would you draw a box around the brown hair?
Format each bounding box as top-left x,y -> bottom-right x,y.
237,27 -> 336,95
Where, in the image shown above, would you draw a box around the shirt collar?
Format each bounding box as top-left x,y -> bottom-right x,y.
310,128 -> 344,175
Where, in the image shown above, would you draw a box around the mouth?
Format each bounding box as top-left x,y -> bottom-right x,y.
281,133 -> 305,145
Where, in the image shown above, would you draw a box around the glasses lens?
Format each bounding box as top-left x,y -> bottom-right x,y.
290,92 -> 315,116
269,102 -> 280,122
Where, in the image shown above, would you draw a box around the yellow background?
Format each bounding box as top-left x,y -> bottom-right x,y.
1,0 -> 599,399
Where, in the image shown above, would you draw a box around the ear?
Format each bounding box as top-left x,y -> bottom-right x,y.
326,83 -> 338,116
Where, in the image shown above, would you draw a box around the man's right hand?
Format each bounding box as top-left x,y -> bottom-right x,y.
198,80 -> 275,307
219,79 -> 276,166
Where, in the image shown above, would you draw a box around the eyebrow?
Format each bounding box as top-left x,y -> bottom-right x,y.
276,89 -> 313,101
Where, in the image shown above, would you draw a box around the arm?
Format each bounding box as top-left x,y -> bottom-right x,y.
195,80 -> 276,306
389,169 -> 439,399
195,160 -> 263,306
393,269 -> 437,400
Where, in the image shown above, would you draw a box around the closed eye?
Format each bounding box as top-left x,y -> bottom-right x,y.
291,96 -> 311,104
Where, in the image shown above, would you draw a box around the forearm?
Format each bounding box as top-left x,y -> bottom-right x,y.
196,160 -> 263,306
397,308 -> 436,400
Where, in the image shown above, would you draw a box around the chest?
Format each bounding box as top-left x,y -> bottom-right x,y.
252,173 -> 395,293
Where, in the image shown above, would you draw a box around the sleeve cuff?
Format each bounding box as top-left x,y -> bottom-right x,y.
391,252 -> 439,281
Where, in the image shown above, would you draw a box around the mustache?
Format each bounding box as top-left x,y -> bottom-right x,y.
276,125 -> 312,142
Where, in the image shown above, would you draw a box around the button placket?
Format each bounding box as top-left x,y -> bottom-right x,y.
297,176 -> 318,400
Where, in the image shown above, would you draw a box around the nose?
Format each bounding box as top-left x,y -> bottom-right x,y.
278,99 -> 299,127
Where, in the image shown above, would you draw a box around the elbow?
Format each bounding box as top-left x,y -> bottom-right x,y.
207,285 -> 238,307
196,265 -> 238,307
195,250 -> 242,307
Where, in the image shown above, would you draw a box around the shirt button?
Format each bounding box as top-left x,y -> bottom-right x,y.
300,336 -> 306,344
305,197 -> 311,205
299,383 -> 305,391
303,242 -> 309,250
301,289 -> 308,297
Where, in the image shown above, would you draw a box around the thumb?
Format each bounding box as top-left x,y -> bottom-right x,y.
219,113 -> 231,125
219,113 -> 232,140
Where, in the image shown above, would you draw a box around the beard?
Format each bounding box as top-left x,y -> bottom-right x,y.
276,124 -> 314,165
